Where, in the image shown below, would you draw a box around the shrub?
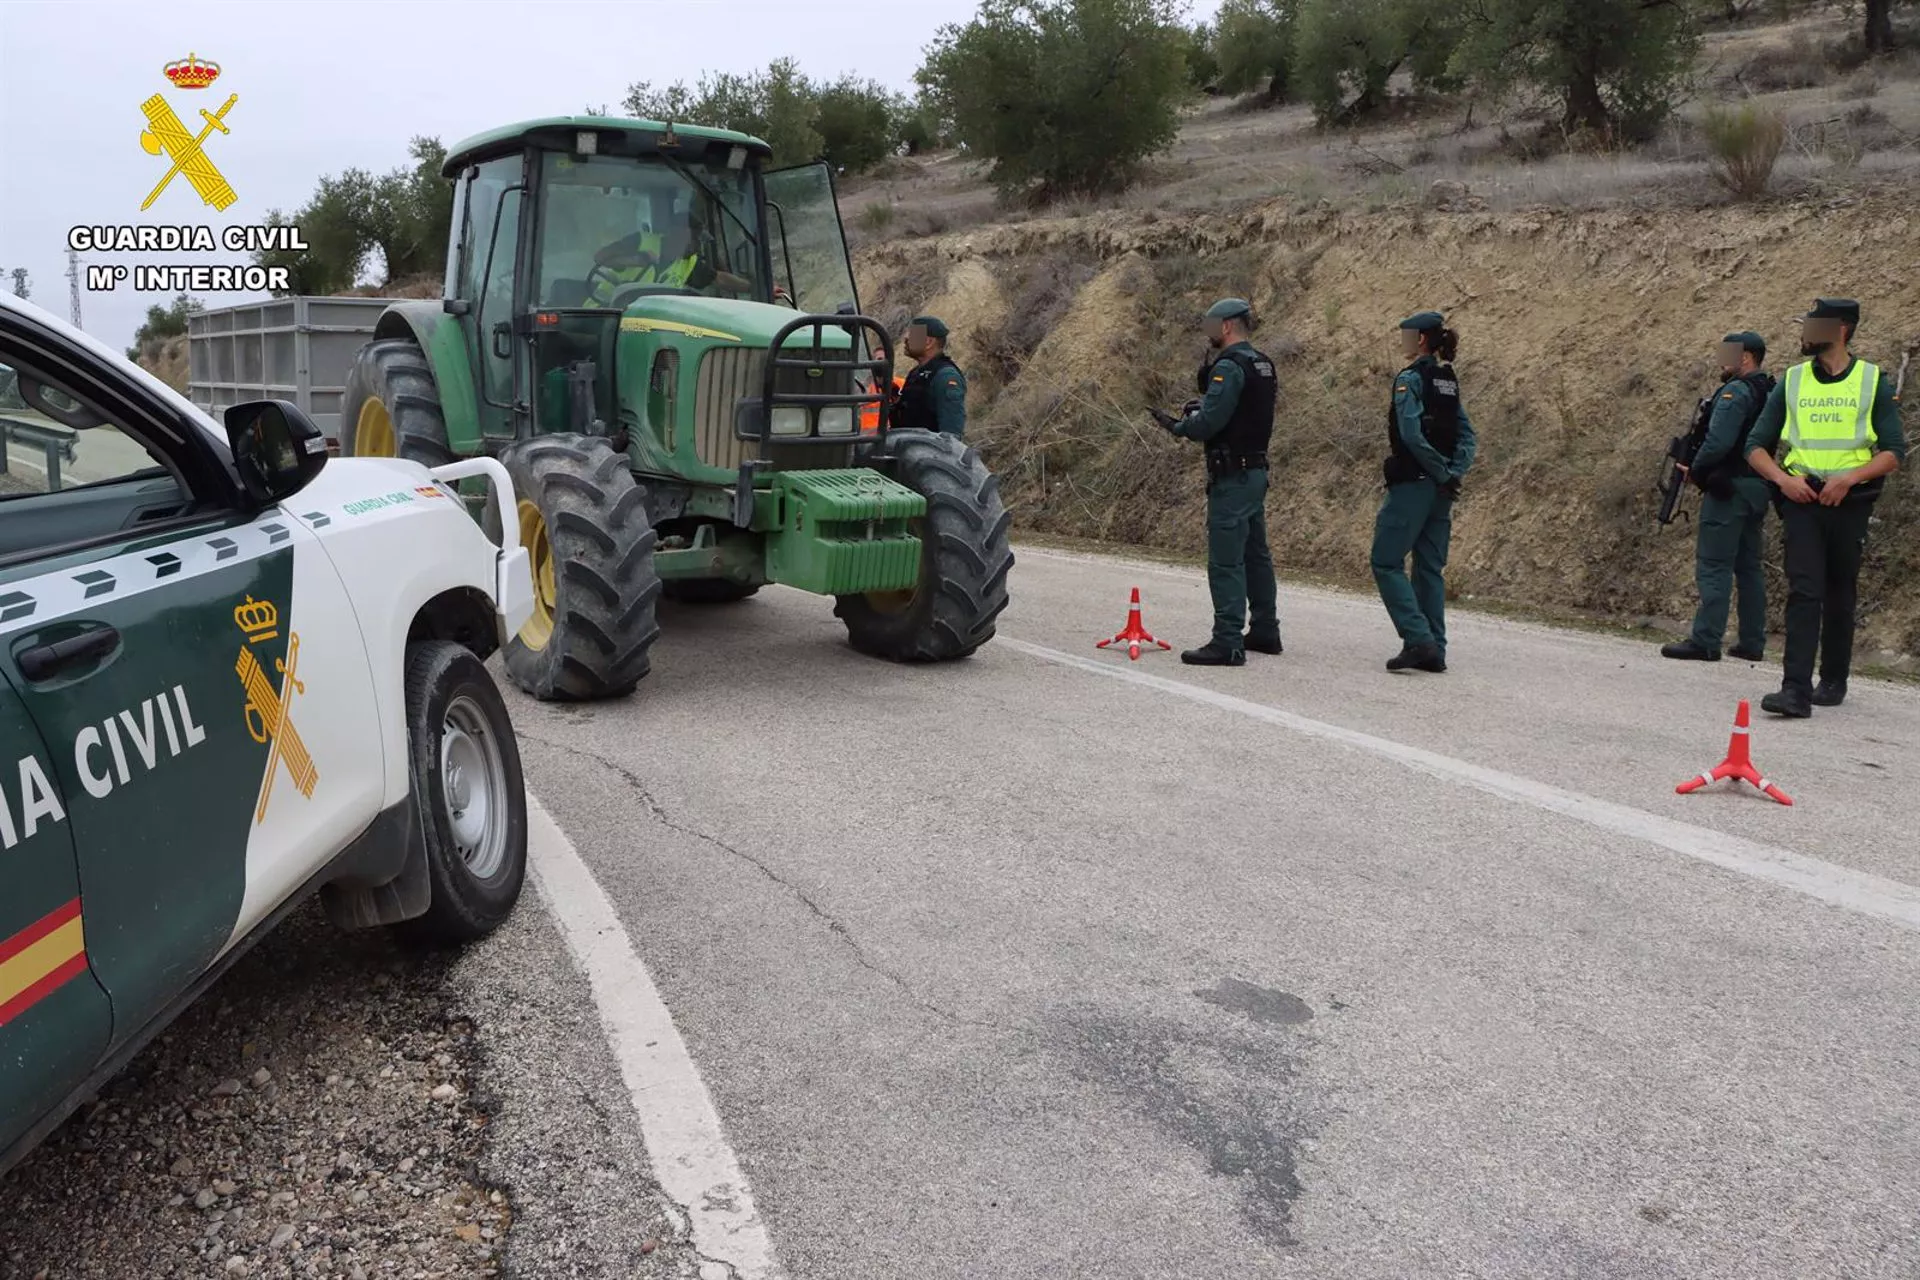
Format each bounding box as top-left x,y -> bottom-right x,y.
1702,101 -> 1786,199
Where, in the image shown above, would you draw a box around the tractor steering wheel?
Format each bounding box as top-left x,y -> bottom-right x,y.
583,262 -> 696,310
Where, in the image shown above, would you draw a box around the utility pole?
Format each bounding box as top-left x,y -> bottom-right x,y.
67,248 -> 82,328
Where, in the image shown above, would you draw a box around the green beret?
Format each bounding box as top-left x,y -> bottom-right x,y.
1399,311 -> 1446,333
910,315 -> 949,339
1806,297 -> 1860,326
1722,330 -> 1766,358
1205,297 -> 1252,321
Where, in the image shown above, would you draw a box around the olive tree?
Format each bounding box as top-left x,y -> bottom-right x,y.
916,0 -> 1191,200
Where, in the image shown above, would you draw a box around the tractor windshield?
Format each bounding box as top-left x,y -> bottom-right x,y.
535,151 -> 763,308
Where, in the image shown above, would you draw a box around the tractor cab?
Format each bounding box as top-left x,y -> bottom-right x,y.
438,116 -> 886,473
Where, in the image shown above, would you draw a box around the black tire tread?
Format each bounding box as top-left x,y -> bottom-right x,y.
490,435 -> 662,701
394,640 -> 528,946
339,338 -> 456,465
832,430 -> 1015,661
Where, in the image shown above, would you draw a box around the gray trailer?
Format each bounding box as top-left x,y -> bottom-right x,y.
186,296 -> 398,445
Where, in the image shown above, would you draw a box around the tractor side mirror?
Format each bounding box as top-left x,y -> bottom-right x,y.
225,399 -> 327,507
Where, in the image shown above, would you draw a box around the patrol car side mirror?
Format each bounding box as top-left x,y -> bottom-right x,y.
225,399 -> 327,507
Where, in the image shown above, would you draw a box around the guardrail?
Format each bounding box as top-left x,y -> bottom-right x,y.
0,414 -> 80,491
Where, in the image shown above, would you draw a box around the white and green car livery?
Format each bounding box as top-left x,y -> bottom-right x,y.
0,292 -> 535,1175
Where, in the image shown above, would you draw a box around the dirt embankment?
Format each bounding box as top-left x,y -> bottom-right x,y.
857,193 -> 1920,659
134,333 -> 189,393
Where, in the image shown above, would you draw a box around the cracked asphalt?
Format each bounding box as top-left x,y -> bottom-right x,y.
500,544 -> 1920,1280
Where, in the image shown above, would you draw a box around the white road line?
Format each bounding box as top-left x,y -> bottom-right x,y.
525,793 -> 781,1279
1002,637 -> 1920,935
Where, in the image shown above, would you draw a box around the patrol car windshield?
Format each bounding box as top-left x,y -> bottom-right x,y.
535,152 -> 762,307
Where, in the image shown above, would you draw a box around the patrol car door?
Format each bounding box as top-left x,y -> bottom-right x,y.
0,309 -> 383,1063
0,667 -> 113,1169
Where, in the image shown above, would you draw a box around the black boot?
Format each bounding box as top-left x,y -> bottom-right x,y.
1761,686 -> 1812,718
1811,680 -> 1847,706
1245,630 -> 1283,655
1181,640 -> 1245,666
1661,640 -> 1720,661
1387,642 -> 1444,673
1727,644 -> 1765,661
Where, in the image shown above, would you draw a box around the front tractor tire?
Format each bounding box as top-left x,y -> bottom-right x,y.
338,338 -> 456,465
834,429 -> 1014,662
485,435 -> 663,701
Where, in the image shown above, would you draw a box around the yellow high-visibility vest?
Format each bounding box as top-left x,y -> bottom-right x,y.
588,234 -> 700,305
1782,357 -> 1880,477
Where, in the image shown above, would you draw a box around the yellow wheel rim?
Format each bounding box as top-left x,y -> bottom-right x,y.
354,396 -> 397,457
517,498 -> 557,651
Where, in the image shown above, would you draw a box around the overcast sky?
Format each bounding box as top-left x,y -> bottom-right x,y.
0,0 -> 1220,358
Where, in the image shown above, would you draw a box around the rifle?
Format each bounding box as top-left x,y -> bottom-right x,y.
1656,393 -> 1714,526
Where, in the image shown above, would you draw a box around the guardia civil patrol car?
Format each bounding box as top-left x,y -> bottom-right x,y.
0,292 -> 536,1175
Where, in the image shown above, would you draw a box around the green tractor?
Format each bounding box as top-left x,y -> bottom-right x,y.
338,115 -> 1014,700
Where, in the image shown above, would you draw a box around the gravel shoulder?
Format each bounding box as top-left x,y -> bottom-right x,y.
0,881 -> 701,1280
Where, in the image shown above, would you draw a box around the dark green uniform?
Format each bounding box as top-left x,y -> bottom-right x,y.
1372,351 -> 1476,665
1172,340 -> 1279,652
895,352 -> 967,438
1683,371 -> 1774,657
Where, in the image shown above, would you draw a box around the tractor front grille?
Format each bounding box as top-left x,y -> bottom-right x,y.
694,345 -> 858,472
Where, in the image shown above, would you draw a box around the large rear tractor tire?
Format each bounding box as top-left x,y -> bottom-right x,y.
833,429 -> 1014,662
339,338 -> 456,466
661,579 -> 761,605
484,435 -> 663,701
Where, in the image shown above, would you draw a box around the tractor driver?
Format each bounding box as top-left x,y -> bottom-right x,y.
586,200 -> 751,307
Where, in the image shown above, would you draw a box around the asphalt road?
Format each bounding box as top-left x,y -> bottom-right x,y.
505,544 -> 1920,1280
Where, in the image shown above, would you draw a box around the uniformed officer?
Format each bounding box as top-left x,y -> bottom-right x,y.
1662,331 -> 1776,662
893,316 -> 967,437
1745,297 -> 1907,717
1373,311 -> 1476,673
1149,297 -> 1281,666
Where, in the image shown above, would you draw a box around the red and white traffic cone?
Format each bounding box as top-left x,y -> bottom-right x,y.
1676,699 -> 1792,805
1096,586 -> 1172,661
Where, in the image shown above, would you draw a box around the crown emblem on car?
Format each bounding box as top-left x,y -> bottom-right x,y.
234,594 -> 280,641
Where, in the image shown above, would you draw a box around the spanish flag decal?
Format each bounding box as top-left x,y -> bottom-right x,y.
0,899 -> 88,1027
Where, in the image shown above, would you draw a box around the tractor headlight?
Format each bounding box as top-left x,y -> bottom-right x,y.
770,406 -> 810,436
818,406 -> 854,436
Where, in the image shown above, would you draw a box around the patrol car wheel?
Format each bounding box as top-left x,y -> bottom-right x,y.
661,579 -> 761,604
833,429 -> 1014,661
484,435 -> 663,700
398,641 -> 527,945
338,339 -> 456,465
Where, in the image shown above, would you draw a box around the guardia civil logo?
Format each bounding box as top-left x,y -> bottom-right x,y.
231,595 -> 318,824
137,52 -> 238,213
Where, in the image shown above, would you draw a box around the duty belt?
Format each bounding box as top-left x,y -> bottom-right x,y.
1206,450 -> 1269,476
